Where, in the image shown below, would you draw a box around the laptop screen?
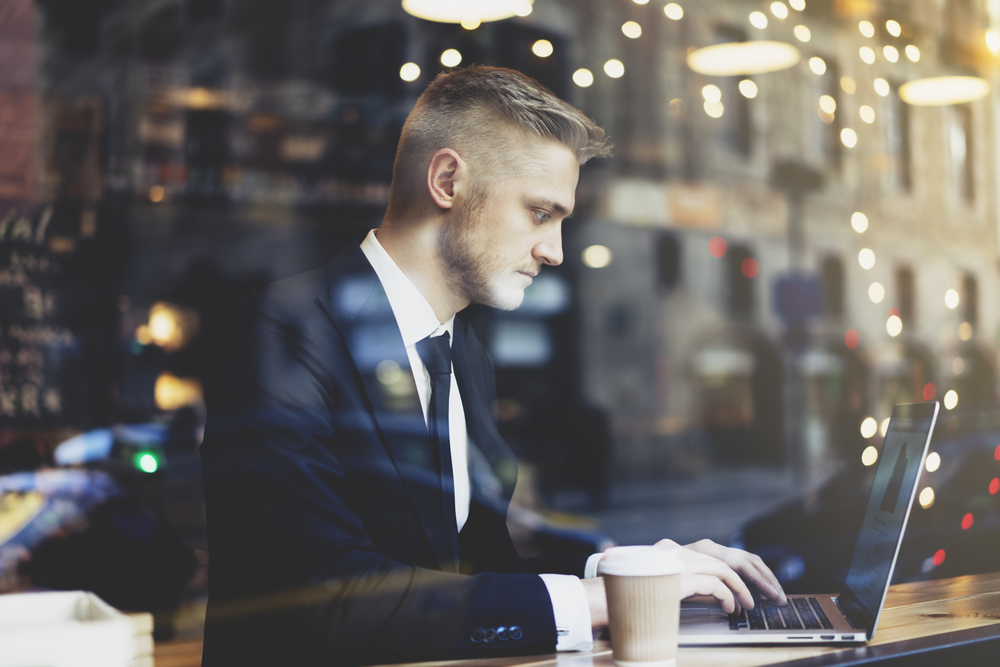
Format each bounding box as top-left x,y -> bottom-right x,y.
840,402 -> 938,635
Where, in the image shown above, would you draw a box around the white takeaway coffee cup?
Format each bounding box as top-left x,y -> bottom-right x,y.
598,545 -> 683,667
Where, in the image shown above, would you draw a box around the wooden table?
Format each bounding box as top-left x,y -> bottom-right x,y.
155,572 -> 1000,666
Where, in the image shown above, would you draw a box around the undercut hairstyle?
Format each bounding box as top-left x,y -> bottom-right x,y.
385,65 -> 611,222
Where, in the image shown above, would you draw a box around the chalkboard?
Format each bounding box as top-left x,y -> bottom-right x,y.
0,203 -> 81,426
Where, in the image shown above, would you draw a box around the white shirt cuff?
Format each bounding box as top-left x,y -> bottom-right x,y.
538,574 -> 593,652
584,552 -> 604,579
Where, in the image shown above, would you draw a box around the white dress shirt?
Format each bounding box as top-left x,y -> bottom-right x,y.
360,229 -> 595,651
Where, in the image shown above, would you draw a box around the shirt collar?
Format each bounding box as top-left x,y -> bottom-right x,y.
360,229 -> 454,347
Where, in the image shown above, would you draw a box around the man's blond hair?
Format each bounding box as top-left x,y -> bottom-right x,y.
385,66 -> 610,221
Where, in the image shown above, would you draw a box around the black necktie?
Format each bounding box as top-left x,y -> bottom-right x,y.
416,332 -> 457,533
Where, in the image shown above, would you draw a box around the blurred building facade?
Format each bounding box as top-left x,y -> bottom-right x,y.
3,0 -> 999,489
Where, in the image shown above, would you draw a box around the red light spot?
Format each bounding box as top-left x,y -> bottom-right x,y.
962,513 -> 974,530
708,237 -> 728,258
888,307 -> 901,319
923,383 -> 937,401
995,444 -> 1000,461
990,478 -> 999,495
932,549 -> 946,567
741,258 -> 759,279
845,329 -> 861,350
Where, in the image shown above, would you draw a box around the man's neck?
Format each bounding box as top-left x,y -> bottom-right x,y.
375,222 -> 468,324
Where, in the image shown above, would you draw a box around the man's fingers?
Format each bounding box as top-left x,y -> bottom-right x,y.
680,574 -> 738,614
685,539 -> 786,605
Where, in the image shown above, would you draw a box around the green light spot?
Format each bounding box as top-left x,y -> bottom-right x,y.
137,453 -> 158,473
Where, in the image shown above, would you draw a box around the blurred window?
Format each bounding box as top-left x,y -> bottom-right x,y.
727,244 -> 754,318
896,264 -> 915,325
656,234 -> 680,291
948,104 -> 975,203
821,255 -> 843,318
962,272 -> 978,327
884,83 -> 913,192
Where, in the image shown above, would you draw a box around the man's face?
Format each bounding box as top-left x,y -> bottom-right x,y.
440,140 -> 579,310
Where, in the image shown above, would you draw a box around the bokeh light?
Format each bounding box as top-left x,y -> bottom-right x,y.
953,357 -> 965,375
709,236 -> 728,258
874,78 -> 890,96
845,329 -> 861,349
789,0 -> 805,9
932,548 -> 946,566
604,59 -> 625,78
919,487 -> 935,508
958,322 -> 972,341
582,245 -> 613,268
860,105 -> 875,123
869,282 -> 885,303
961,513 -> 974,530
884,45 -> 899,62
739,79 -> 758,98
702,84 -> 722,103
860,47 -> 876,64
906,45 -> 920,62
861,417 -> 878,438
851,211 -> 869,232
880,418 -> 890,437
841,128 -> 857,147
886,315 -> 902,337
862,446 -> 879,466
886,20 -> 901,37
859,20 -> 874,38
622,21 -> 642,39
460,17 -> 481,30
988,30 -> 1000,54
925,452 -> 941,472
149,185 -> 165,202
989,478 -> 999,495
573,69 -> 594,87
923,382 -> 936,401
841,76 -> 857,94
770,2 -> 788,19
750,12 -> 768,29
399,62 -> 421,81
819,95 -> 836,114
704,101 -> 724,118
664,3 -> 684,20
137,453 -> 158,473
945,289 -> 960,309
532,39 -> 553,58
944,390 -> 958,410
858,248 -> 875,269
794,25 -> 811,42
741,258 -> 759,278
809,57 -> 827,75
440,49 -> 462,67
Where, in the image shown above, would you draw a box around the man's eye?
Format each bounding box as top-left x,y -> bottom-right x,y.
533,210 -> 551,223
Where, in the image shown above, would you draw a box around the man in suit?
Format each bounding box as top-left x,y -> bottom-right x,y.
201,66 -> 785,666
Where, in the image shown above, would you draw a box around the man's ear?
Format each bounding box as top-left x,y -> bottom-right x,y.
426,148 -> 465,210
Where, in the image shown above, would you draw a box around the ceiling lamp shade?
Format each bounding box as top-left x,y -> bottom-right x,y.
898,76 -> 990,105
402,0 -> 532,23
687,41 -> 800,76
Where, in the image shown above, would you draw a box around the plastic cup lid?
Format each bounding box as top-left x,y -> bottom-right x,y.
597,545 -> 683,577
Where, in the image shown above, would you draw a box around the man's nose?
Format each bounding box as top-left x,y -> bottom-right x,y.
533,223 -> 563,266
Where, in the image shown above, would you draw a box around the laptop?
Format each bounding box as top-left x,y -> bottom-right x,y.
678,401 -> 940,645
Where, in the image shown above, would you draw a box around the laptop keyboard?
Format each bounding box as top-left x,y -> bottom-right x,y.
729,594 -> 834,631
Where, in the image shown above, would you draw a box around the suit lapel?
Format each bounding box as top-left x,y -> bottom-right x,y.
452,317 -> 518,503
317,245 -> 459,572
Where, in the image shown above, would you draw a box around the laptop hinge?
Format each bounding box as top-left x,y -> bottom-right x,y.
833,596 -> 870,636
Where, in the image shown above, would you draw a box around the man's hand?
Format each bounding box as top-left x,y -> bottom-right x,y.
653,539 -> 786,615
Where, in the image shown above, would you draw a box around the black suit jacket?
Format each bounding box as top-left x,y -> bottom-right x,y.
201,245 -> 587,666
